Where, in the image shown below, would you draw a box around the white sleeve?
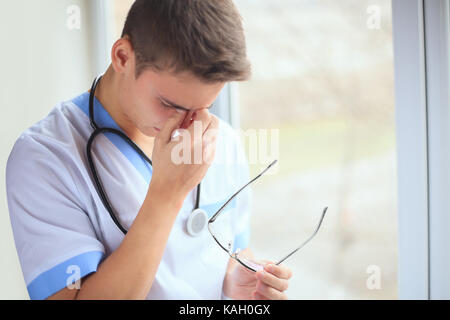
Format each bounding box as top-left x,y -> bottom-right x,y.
6,134 -> 105,300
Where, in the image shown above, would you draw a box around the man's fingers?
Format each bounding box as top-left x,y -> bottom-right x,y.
185,109 -> 213,136
263,263 -> 293,280
202,115 -> 219,145
256,270 -> 289,292
203,114 -> 219,132
255,281 -> 288,300
158,110 -> 187,144
180,110 -> 196,130
183,112 -> 219,157
252,291 -> 269,300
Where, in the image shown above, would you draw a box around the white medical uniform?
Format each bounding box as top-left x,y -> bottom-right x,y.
5,90 -> 252,300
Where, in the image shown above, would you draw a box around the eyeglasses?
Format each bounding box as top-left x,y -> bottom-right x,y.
208,159 -> 328,272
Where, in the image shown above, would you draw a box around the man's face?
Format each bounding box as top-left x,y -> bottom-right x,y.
117,67 -> 225,138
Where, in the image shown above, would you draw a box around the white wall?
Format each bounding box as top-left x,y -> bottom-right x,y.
0,0 -> 97,299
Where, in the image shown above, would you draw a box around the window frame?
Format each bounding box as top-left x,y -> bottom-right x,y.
423,0 -> 450,300
393,0 -> 450,299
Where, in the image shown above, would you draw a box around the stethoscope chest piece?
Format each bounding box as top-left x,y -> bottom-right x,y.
186,208 -> 208,236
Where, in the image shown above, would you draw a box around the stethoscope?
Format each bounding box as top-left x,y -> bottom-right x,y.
86,75 -> 208,237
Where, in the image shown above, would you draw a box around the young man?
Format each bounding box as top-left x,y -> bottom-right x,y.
6,0 -> 292,300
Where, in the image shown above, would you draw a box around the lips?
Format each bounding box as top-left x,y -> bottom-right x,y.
154,127 -> 161,132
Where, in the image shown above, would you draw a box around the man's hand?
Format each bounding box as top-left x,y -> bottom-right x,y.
150,109 -> 219,201
222,249 -> 292,300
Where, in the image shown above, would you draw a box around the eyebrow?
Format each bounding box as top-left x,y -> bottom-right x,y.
158,95 -> 214,111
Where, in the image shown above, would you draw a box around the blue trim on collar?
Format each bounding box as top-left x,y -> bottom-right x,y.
200,197 -> 237,219
233,229 -> 251,252
72,91 -> 152,184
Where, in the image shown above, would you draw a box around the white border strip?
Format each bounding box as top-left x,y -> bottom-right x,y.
425,0 -> 450,299
392,0 -> 429,299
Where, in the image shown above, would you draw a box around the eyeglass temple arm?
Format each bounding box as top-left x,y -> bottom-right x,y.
208,160 -> 278,223
275,206 -> 328,265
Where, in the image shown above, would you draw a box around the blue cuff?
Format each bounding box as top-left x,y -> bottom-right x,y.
27,251 -> 104,300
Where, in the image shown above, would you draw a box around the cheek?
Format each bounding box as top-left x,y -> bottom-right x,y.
125,87 -> 176,127
137,100 -> 177,130
149,103 -> 172,124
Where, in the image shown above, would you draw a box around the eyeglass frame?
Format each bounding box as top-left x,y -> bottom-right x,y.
207,159 -> 328,272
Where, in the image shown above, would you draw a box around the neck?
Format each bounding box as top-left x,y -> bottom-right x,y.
93,66 -> 155,158
94,66 -> 140,141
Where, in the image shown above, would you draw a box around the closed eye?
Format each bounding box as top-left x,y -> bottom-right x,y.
158,98 -> 189,112
159,99 -> 173,109
158,96 -> 214,111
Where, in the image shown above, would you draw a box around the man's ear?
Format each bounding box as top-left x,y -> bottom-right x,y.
111,37 -> 135,74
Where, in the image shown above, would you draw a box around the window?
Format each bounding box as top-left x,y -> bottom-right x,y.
234,0 -> 396,299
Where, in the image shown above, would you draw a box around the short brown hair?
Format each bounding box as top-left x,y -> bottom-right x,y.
121,0 -> 251,83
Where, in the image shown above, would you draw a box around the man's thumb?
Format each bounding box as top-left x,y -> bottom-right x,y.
157,110 -> 187,144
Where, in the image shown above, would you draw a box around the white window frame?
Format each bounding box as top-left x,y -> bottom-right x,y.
423,0 -> 450,300
393,0 -> 450,299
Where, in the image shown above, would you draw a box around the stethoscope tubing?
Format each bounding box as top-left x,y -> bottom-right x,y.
87,75 -> 201,235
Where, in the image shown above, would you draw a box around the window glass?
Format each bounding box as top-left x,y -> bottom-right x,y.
235,0 -> 397,299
